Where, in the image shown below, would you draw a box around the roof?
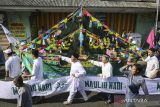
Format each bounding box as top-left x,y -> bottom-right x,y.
0,0 -> 157,8
102,0 -> 155,2
0,0 -> 158,12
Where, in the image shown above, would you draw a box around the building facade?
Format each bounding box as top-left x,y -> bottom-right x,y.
0,0 -> 158,49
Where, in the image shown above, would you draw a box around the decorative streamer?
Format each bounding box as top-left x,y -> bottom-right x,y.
61,18 -> 68,23
79,32 -> 84,47
43,35 -> 49,39
89,20 -> 92,28
91,17 -> 97,22
83,10 -> 91,17
36,40 -> 41,45
38,35 -> 43,39
93,21 -> 98,27
29,44 -> 35,49
46,29 -> 51,34
53,24 -> 59,29
97,22 -> 102,28
59,23 -> 65,29
117,38 -> 123,43
42,39 -> 46,45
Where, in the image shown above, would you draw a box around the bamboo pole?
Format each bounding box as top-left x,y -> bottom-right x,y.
155,0 -> 159,36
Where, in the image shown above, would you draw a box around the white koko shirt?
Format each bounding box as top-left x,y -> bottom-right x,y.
61,56 -> 86,92
145,56 -> 159,77
31,57 -> 44,80
5,55 -> 21,78
61,56 -> 86,77
89,60 -> 113,78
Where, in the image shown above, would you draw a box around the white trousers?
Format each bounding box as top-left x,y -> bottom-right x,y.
67,90 -> 88,103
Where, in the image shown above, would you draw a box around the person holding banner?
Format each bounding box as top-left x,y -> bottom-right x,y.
88,55 -> 113,104
120,64 -> 149,107
23,49 -> 44,80
23,49 -> 44,104
142,48 -> 159,79
59,53 -> 88,105
4,48 -> 21,80
13,75 -> 32,107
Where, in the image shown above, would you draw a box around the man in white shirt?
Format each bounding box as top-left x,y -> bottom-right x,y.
24,49 -> 43,80
89,55 -> 113,78
89,55 -> 113,104
59,53 -> 88,105
23,49 -> 44,104
143,48 -> 159,79
4,49 -> 21,79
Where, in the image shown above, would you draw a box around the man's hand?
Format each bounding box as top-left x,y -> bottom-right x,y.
83,55 -> 89,60
22,73 -> 32,77
58,55 -> 62,58
141,57 -> 145,61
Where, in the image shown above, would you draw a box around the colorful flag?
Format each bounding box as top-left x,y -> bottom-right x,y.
79,32 -> 84,47
97,22 -> 102,28
147,29 -> 155,48
89,20 -> 92,28
29,45 -> 34,49
83,10 -> 91,17
46,29 -> 51,34
43,35 -> 49,39
91,17 -> 97,22
0,24 -> 18,44
36,40 -> 41,44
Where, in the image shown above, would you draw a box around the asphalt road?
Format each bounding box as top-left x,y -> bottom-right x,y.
0,92 -> 160,107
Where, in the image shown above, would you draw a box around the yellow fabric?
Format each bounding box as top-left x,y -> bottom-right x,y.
36,40 -> 41,44
91,17 -> 98,22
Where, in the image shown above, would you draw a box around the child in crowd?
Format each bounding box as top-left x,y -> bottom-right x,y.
120,64 -> 149,107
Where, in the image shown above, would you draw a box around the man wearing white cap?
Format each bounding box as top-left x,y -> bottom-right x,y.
88,55 -> 113,104
4,48 -> 21,79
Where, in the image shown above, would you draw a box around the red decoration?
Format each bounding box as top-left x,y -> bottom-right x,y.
20,45 -> 28,51
38,35 -> 43,39
83,10 -> 91,17
57,39 -> 62,45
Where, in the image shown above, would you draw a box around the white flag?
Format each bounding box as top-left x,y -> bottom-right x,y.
0,24 -> 18,44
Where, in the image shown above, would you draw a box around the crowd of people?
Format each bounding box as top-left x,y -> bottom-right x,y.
2,46 -> 160,107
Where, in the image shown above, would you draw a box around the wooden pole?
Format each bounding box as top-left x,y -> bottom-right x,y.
155,0 -> 159,36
